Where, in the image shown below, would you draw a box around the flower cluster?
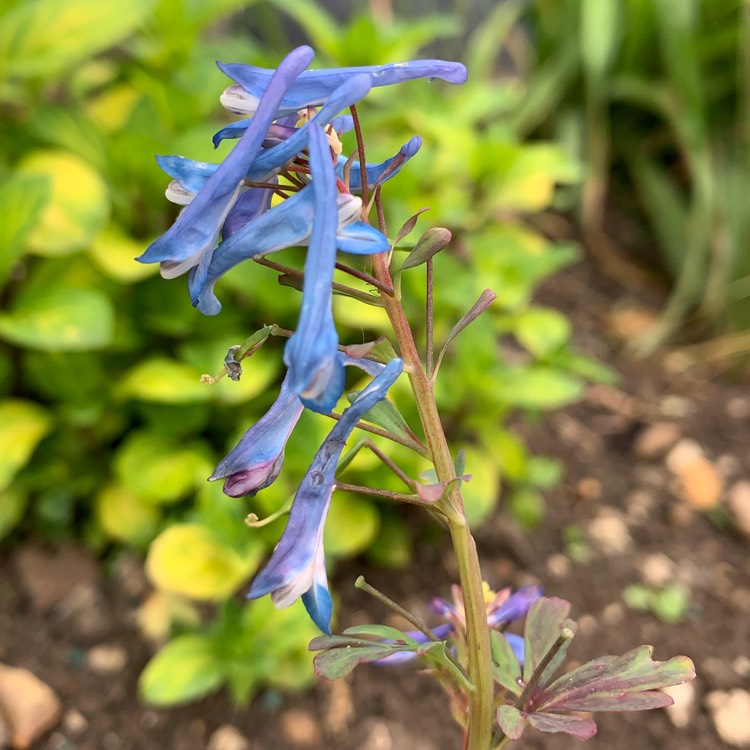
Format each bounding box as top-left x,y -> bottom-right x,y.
138,47 -> 467,632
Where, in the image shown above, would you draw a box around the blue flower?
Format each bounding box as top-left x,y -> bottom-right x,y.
218,58 -> 468,117
282,122 -> 343,413
137,46 -> 314,279
209,371 -> 304,497
376,584 -> 541,666
247,358 -> 403,633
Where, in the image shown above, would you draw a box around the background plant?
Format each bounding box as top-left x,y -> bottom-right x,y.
1,0 -> 605,707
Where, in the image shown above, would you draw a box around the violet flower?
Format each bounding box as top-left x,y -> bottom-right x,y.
209,371 -> 304,497
247,358 -> 404,633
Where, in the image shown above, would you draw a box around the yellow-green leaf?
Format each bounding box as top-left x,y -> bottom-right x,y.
0,0 -> 156,79
146,524 -> 261,601
460,446 -> 500,525
0,400 -> 52,490
515,307 -> 572,357
139,634 -> 225,706
0,487 -> 28,539
96,484 -> 160,544
118,358 -> 213,404
89,226 -> 157,282
324,493 -> 379,558
0,287 -> 114,351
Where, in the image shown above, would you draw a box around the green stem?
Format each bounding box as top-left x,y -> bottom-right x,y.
370,252 -> 494,750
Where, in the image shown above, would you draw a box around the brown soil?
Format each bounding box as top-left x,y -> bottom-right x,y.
2,256 -> 749,750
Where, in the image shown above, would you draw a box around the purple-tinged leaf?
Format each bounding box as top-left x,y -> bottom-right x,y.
393,208 -> 430,247
400,227 -> 452,270
491,631 -> 523,696
526,712 -> 598,739
536,646 -> 696,713
416,482 -> 445,503
523,598 -> 577,688
313,643 -> 411,679
497,705 -> 526,740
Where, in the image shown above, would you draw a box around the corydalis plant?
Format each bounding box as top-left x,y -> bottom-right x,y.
141,46 -> 695,749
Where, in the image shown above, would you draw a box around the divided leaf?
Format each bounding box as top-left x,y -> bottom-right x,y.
523,597 -> 577,688
536,646 -> 695,713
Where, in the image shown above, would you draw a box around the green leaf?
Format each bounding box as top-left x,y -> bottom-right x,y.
0,173 -> 50,285
509,487 -> 546,531
312,641 -> 408,679
400,227 -> 452,270
460,446 -> 500,525
495,368 -> 583,410
0,487 -> 27,539
342,624 -> 416,642
491,631 -> 523,696
0,287 -> 114,351
16,150 -> 110,256
392,208 -> 430,247
139,634 -> 225,706
0,400 -> 52,490
515,307 -> 571,357
323,492 -> 379,558
347,391 -> 415,444
523,598 -> 577,686
0,0 -> 156,79
537,646 -> 695,713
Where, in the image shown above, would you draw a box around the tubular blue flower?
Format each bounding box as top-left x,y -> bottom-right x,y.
212,113 -> 354,149
282,123 -> 342,412
248,358 -> 404,633
209,371 -> 304,497
341,136 -> 423,193
136,45 -> 314,276
218,59 -> 468,117
191,187 -> 385,316
376,584 -> 539,667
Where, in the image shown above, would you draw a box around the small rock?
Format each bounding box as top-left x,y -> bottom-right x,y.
634,422 -> 681,460
601,602 -> 625,625
576,477 -> 602,502
666,440 -> 723,510
625,489 -> 655,523
717,454 -> 741,481
0,664 -> 62,748
171,720 -> 206,750
586,510 -> 632,555
280,709 -> 321,747
577,614 -> 597,636
85,645 -> 127,675
639,553 -> 675,587
605,304 -> 658,341
207,725 -> 250,750
659,395 -> 694,419
62,709 -> 88,735
112,552 -> 149,600
733,655 -> 750,678
728,481 -> 750,539
546,553 -> 571,579
361,721 -> 392,750
706,689 -> 750,746
663,681 -> 696,729
14,545 -> 100,613
58,583 -> 110,637
726,396 -> 750,419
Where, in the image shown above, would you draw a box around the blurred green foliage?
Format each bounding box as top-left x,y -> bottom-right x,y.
0,0 -> 605,706
519,0 -> 750,353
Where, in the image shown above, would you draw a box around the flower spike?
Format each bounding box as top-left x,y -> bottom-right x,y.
248,358 -> 404,633
136,45 -> 314,276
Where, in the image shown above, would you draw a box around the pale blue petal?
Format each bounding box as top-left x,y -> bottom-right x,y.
336,221 -> 390,255
342,136 -> 422,193
137,46 -> 314,269
219,59 -> 468,117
